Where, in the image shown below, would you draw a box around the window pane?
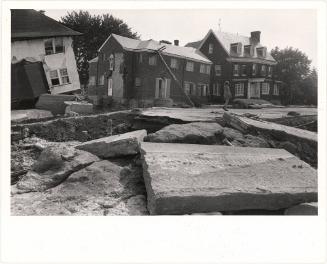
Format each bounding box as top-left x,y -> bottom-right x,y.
50,70 -> 58,79
60,68 -> 68,76
45,39 -> 54,55
61,76 -> 70,84
55,38 -> 64,53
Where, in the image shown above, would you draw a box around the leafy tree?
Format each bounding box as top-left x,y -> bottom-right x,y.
59,10 -> 139,87
271,47 -> 316,105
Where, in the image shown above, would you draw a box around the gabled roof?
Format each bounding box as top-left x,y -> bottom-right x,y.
11,9 -> 82,41
99,34 -> 212,64
186,29 -> 276,63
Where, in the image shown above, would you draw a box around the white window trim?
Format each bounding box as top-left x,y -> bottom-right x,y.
235,83 -> 244,97
233,64 -> 240,76
252,64 -> 257,76
262,83 -> 270,95
109,54 -> 114,70
44,38 -> 65,55
186,61 -> 194,72
49,68 -> 70,87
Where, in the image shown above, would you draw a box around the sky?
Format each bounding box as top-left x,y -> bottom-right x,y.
45,9 -> 317,68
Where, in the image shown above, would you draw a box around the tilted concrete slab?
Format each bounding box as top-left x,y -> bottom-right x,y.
140,143 -> 317,215
76,130 -> 147,158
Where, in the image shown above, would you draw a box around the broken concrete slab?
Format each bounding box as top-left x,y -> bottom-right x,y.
145,122 -> 223,144
11,113 -> 113,142
11,109 -> 54,123
36,94 -> 76,115
284,202 -> 318,215
14,145 -> 99,193
76,130 -> 147,158
11,160 -> 147,216
223,112 -> 317,165
140,142 -> 317,215
64,101 -> 93,115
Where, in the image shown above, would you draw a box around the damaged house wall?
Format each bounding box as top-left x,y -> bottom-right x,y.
12,37 -> 80,94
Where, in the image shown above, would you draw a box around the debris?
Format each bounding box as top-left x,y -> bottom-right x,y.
11,114 -> 113,142
287,111 -> 300,116
222,138 -> 233,146
14,145 -> 99,193
145,122 -> 224,144
76,130 -> 147,158
284,202 -> 318,215
35,94 -> 76,115
11,160 -> 147,216
11,109 -> 54,123
64,101 -> 93,115
140,142 -> 317,215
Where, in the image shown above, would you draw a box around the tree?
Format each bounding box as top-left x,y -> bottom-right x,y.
59,10 -> 139,87
271,47 -> 315,105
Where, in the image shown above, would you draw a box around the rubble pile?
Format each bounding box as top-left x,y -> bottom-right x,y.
11,108 -> 318,216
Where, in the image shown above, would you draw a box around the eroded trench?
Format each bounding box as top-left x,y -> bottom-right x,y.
11,110 -> 317,216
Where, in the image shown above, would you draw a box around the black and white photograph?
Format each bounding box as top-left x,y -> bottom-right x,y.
1,1 -> 326,263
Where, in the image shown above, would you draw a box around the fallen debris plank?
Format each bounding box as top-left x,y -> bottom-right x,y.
11,109 -> 54,123
140,142 -> 317,215
76,130 -> 147,158
223,112 -> 317,146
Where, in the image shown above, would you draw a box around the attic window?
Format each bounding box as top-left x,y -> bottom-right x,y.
257,47 -> 267,58
230,43 -> 242,55
109,54 -> 114,70
44,38 -> 64,55
208,43 -> 214,54
244,45 -> 253,56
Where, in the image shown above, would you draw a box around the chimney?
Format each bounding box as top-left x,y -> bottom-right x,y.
174,40 -> 179,46
250,31 -> 261,43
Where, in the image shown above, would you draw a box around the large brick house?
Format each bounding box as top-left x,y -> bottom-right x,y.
186,30 -> 281,103
88,34 -> 212,106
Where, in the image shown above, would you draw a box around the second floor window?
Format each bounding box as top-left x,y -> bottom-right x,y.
44,38 -> 64,55
171,58 -> 178,69
149,55 -> 157,66
109,54 -> 114,70
261,65 -> 267,76
138,53 -> 143,63
186,61 -> 194,72
215,65 -> 222,76
208,43 -> 214,54
252,64 -> 257,76
233,64 -> 240,76
241,65 -> 247,76
206,65 -> 211,74
268,66 -> 273,77
200,64 -> 206,73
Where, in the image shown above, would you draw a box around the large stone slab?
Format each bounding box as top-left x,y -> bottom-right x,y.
140,143 -> 317,215
284,202 -> 318,215
14,145 -> 99,193
145,122 -> 223,144
11,160 -> 147,216
76,130 -> 147,158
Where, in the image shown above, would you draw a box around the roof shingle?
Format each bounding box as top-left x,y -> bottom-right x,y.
11,9 -> 82,40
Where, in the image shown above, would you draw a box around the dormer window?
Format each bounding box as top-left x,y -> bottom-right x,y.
208,43 -> 214,54
257,47 -> 267,58
230,42 -> 242,56
244,45 -> 254,57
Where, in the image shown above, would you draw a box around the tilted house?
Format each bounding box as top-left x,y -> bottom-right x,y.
88,34 -> 212,106
11,9 -> 81,104
186,30 -> 281,103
